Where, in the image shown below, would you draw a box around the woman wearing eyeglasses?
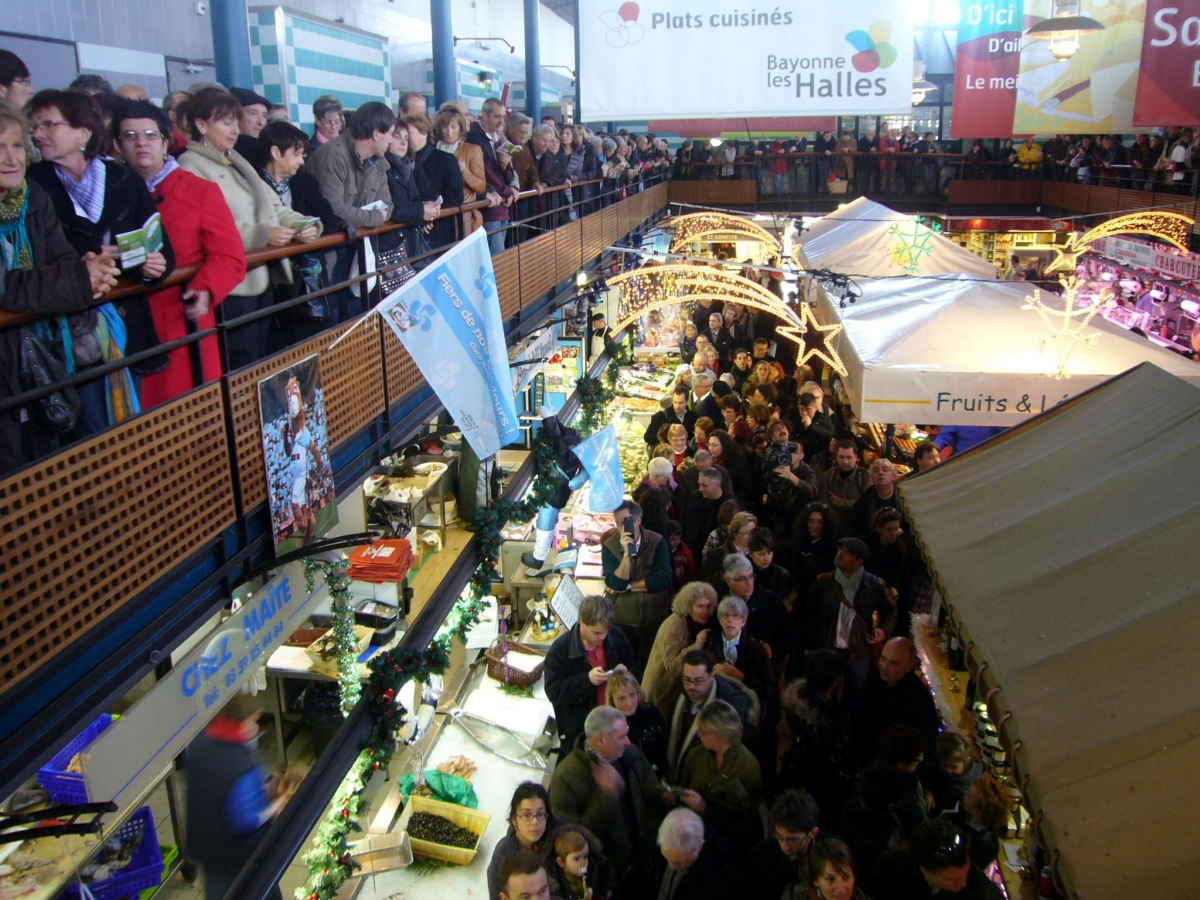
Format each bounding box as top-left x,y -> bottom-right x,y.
486,782 -> 616,900
676,698 -> 763,849
27,88 -> 174,436
112,100 -> 246,407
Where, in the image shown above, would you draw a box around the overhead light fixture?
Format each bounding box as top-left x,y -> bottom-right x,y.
1024,0 -> 1105,61
453,36 -> 516,53
911,60 -> 938,106
710,138 -> 722,148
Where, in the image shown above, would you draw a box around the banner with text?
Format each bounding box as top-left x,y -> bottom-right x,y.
1013,0 -> 1144,135
951,0 -> 1025,138
1133,1 -> 1200,126
378,229 -> 520,459
572,424 -> 625,513
579,0 -> 914,120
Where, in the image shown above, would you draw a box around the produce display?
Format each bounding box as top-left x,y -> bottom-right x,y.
434,755 -> 478,780
407,812 -> 478,849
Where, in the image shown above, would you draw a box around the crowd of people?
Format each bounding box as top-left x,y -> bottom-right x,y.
0,49 -> 668,477
523,291 -> 1008,900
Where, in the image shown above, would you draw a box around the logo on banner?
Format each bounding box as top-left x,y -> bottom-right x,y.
601,3 -> 645,47
845,21 -> 898,72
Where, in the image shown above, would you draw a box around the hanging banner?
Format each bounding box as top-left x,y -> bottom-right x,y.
1013,0 -> 1145,134
377,228 -> 520,459
1133,1 -> 1200,126
951,0 -> 1025,138
578,0 -> 914,120
571,424 -> 625,513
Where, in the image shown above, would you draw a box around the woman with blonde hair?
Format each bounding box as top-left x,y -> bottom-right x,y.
677,698 -> 763,847
434,105 -> 486,235
607,669 -> 667,773
642,582 -> 718,712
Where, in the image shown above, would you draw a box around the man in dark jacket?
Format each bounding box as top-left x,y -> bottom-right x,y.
864,819 -> 1004,900
466,98 -> 518,254
690,372 -> 723,424
673,450 -> 730,512
545,594 -> 638,753
856,637 -> 942,764
803,537 -> 895,708
702,311 -> 734,369
818,439 -> 872,516
794,391 -> 836,459
837,761 -> 909,874
644,384 -> 697,448
748,790 -> 823,900
763,439 -> 818,540
649,808 -> 736,900
682,468 -> 731,560
549,705 -> 670,875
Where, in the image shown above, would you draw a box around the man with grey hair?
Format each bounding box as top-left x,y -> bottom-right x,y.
651,805 -> 736,897
550,703 -> 673,875
397,90 -> 426,116
673,448 -> 730,511
468,95 -> 519,253
603,500 -> 672,669
545,594 -> 636,753
690,371 -> 722,423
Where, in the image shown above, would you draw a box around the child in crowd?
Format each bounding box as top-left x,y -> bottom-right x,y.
927,732 -> 985,815
665,520 -> 697,591
554,830 -> 593,900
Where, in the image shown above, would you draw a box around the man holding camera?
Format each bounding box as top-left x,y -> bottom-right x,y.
603,500 -> 673,669
794,391 -> 836,460
762,439 -> 817,539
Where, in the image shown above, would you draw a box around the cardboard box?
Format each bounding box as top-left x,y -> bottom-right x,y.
347,832 -> 413,875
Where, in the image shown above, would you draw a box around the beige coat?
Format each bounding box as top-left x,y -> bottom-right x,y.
641,613 -> 696,713
178,142 -> 320,296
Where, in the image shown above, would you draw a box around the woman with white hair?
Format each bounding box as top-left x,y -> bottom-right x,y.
642,582 -> 718,712
677,698 -> 764,848
703,596 -> 775,706
652,807 -> 736,899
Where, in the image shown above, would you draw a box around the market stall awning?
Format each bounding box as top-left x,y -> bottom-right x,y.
896,363 -> 1200,899
814,274 -> 1200,424
799,197 -> 1000,280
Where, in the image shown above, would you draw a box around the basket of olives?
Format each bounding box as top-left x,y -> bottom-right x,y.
397,795 -> 491,866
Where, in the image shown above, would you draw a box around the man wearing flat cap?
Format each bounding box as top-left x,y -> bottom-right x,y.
801,536 -> 895,710
230,87 -> 272,163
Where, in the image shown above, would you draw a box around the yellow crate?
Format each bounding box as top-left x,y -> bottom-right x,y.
398,795 -> 492,866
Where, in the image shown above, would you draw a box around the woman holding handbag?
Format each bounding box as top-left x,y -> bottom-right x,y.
380,125 -> 439,296
27,88 -> 174,436
0,106 -> 120,474
114,100 -> 247,407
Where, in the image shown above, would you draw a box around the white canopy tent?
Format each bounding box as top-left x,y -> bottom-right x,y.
814,273 -> 1200,425
798,197 -> 1001,281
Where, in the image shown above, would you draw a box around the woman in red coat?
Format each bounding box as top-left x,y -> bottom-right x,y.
113,101 -> 246,407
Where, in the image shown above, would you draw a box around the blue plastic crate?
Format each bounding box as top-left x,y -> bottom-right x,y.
38,713 -> 114,804
67,806 -> 164,900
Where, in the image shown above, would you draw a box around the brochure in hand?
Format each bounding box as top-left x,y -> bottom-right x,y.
116,212 -> 164,269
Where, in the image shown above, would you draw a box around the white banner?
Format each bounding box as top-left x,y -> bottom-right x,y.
578,0 -> 914,119
377,228 -> 520,459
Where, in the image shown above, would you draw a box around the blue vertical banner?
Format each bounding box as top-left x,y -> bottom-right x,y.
377,228 -> 520,458
572,424 -> 625,513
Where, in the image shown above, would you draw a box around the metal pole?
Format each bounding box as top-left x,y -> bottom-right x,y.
210,0 -> 253,88
573,0 -> 581,124
523,0 -> 542,120
430,0 -> 456,110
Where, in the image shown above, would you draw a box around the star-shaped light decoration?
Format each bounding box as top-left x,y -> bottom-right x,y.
1048,211 -> 1195,275
886,220 -> 937,274
797,301 -> 847,377
1021,276 -> 1116,379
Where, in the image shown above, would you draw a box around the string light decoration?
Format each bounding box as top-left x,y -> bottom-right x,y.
667,212 -> 779,252
1021,275 -> 1116,379
797,301 -> 848,377
1048,210 -> 1196,274
886,219 -> 938,274
608,264 -> 808,362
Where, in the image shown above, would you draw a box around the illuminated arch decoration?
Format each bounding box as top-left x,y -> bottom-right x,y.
608,264 -> 849,377
667,213 -> 779,253
1047,210 -> 1196,274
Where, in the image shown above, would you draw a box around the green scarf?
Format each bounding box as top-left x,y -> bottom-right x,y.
0,179 -> 34,271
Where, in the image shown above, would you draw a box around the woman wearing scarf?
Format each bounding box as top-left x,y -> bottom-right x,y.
561,124 -> 598,220
179,88 -> 321,370
403,113 -> 462,250
27,89 -> 174,436
380,125 -> 439,295
113,100 -> 246,407
434,106 -> 485,236
0,107 -> 119,473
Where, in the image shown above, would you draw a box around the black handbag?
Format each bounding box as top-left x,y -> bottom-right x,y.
377,239 -> 417,298
17,325 -> 81,434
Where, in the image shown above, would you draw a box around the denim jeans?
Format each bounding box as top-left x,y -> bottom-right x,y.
535,466 -> 590,531
484,220 -> 509,255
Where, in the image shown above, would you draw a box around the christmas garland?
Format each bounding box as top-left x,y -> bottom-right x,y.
301,558 -> 361,716
576,335 -> 634,438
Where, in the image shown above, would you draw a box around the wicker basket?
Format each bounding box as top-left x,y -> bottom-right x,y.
399,795 -> 491,866
484,640 -> 546,687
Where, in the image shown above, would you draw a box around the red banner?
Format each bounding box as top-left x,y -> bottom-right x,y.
1133,1 -> 1200,127
951,1 -> 1024,138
